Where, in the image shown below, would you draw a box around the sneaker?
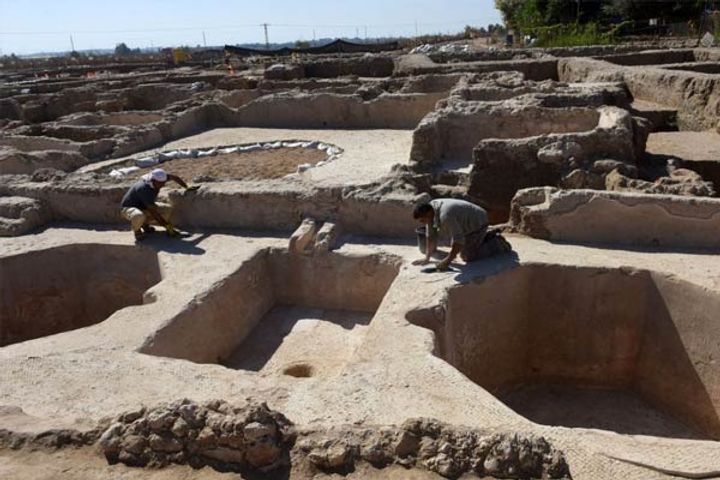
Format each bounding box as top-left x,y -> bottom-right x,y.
142,225 -> 156,233
134,231 -> 147,242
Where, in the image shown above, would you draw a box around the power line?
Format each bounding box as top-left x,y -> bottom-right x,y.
0,18 -> 500,36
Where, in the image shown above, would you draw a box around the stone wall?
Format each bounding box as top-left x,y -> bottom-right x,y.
559,56 -> 720,131
510,187 -> 720,249
1,178 -> 421,238
467,107 -> 643,221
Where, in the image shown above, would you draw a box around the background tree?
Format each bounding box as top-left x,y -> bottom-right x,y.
114,42 -> 132,56
498,0 -> 706,27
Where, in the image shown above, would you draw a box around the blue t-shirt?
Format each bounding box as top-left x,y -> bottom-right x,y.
120,180 -> 159,209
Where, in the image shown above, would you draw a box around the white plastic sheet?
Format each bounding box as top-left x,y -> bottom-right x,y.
109,139 -> 345,178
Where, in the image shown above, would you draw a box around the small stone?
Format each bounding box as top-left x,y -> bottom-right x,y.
147,410 -> 176,432
171,417 -> 189,438
121,435 -> 147,455
149,433 -> 183,453
418,437 -> 438,459
195,426 -> 218,449
99,423 -> 124,453
288,218 -> 318,254
394,430 -> 420,457
591,159 -> 623,174
243,422 -> 276,443
361,442 -> 390,466
326,443 -> 350,468
560,168 -> 587,189
313,222 -> 341,254
204,412 -> 226,431
125,418 -> 148,435
120,407 -> 145,423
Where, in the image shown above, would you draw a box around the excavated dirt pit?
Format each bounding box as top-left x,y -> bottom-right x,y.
410,264 -> 720,440
106,147 -> 328,181
141,250 -> 399,377
0,244 -> 161,346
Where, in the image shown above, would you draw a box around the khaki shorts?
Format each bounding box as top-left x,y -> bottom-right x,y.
120,202 -> 172,231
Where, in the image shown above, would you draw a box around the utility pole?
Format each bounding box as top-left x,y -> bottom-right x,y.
415,20 -> 419,37
69,34 -> 75,52
313,28 -> 316,41
202,31 -> 207,47
262,23 -> 270,50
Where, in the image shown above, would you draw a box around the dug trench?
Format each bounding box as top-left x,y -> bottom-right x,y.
139,248 -> 401,379
0,243 -> 161,346
407,264 -> 720,440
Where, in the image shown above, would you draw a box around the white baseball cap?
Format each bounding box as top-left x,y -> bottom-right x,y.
150,168 -> 168,182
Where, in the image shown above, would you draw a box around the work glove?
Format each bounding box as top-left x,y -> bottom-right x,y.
185,185 -> 200,192
165,224 -> 180,237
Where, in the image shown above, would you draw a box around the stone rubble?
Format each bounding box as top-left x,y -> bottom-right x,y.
98,400 -> 571,479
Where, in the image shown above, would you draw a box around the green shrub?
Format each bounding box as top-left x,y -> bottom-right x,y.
528,22 -> 617,47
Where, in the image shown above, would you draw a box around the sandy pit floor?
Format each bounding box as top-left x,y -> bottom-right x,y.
501,385 -> 704,440
646,130 -> 720,162
108,147 -> 327,181
224,306 -> 372,376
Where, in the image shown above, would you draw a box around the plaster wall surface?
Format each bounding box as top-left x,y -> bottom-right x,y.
0,243 -> 160,346
432,265 -> 720,438
140,249 -> 400,365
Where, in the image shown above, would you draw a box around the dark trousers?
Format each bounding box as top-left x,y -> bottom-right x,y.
460,227 -> 488,262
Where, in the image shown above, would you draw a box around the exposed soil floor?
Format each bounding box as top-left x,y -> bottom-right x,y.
107,148 -> 327,181
501,385 -> 705,440
85,128 -> 414,187
646,130 -> 720,187
646,130 -> 720,162
0,447 -> 447,480
223,306 -> 372,376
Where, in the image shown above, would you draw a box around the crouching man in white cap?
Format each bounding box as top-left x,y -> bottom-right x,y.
120,168 -> 198,241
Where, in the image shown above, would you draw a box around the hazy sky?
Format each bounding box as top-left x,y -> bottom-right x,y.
0,0 -> 503,55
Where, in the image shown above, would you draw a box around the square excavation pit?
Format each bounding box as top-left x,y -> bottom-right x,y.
0,244 -> 161,346
408,265 -> 720,440
140,249 -> 400,378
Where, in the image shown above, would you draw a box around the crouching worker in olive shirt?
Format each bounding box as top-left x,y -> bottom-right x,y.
413,198 -> 489,270
120,168 -> 197,241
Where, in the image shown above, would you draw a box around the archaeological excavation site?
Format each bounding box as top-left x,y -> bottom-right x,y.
1,35 -> 720,480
